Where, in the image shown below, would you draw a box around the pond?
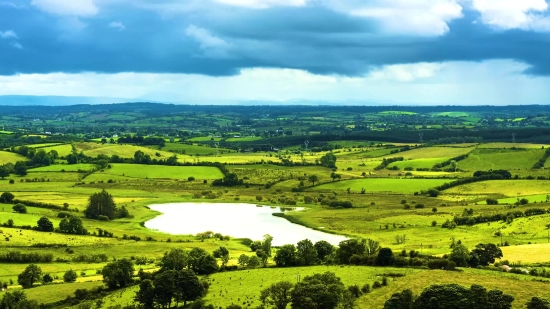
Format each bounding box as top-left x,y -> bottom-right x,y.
144,203 -> 347,246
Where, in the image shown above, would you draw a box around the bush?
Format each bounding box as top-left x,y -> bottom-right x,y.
414,204 -> 425,209
12,204 -> 27,213
98,215 -> 110,221
63,269 -> 78,283
0,192 -> 14,202
188,176 -> 196,182
486,198 -> 499,205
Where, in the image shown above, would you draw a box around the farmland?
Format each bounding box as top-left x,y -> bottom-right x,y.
2,104 -> 550,308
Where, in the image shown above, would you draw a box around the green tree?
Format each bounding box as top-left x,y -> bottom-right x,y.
213,247 -> 230,268
384,289 -> 414,309
376,248 -> 394,266
526,297 -> 550,309
262,234 -> 274,256
238,254 -> 249,268
449,244 -> 470,267
14,161 -> 27,176
314,240 -> 334,261
59,216 -> 87,235
247,256 -> 261,268
187,247 -> 219,275
274,244 -> 297,267
37,216 -> 54,232
291,272 -> 345,309
102,259 -> 134,289
41,273 -> 53,284
63,269 -> 78,283
308,175 -> 319,186
320,153 -> 337,168
0,291 -> 40,309
0,166 -> 9,179
135,279 -> 155,309
12,204 -> 27,214
260,281 -> 294,309
17,264 -> 42,288
159,248 -> 189,271
84,189 -> 117,220
66,154 -> 78,164
470,243 -> 503,266
0,192 -> 14,203
154,270 -> 176,308
336,239 -> 366,264
175,269 -> 204,307
296,239 -> 318,266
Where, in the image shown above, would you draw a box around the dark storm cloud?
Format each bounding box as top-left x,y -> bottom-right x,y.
1,3 -> 550,76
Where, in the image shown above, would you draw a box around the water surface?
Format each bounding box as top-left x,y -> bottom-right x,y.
145,203 -> 347,246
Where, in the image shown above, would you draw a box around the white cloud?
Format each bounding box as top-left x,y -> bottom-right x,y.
368,63 -> 444,82
321,0 -> 463,36
0,30 -> 18,39
109,21 -> 126,31
185,25 -> 230,58
10,42 -> 23,49
0,60 -> 547,105
471,0 -> 550,31
214,0 -> 306,9
31,0 -> 99,16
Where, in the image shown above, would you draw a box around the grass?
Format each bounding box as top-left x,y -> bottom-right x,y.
94,164 -> 224,180
384,146 -> 474,160
30,164 -> 96,172
445,180 -> 550,196
311,178 -> 450,194
74,143 -> 176,159
0,151 -> 27,165
41,144 -> 73,157
459,148 -> 545,171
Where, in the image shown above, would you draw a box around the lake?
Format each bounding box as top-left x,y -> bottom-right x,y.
144,203 -> 347,246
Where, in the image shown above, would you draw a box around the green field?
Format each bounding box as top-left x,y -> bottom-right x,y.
93,164 -> 224,180
459,148 -> 545,171
445,180 -> 550,196
160,143 -> 230,155
312,178 -> 449,194
30,163 -> 96,172
0,151 -> 27,165
75,143 -> 176,159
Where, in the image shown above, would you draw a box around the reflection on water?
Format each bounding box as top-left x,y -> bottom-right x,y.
144,203 -> 347,246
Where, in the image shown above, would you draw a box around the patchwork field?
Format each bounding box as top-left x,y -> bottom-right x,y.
311,178 -> 449,194
459,148 -> 545,171
93,164 -> 224,180
0,151 -> 27,165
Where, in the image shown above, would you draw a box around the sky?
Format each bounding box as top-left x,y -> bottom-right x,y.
1,0 -> 550,105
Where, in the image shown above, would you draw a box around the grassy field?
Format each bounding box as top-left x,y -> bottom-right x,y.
160,143 -> 230,155
0,151 -> 27,165
477,143 -> 549,149
74,143 -> 176,159
445,180 -> 550,196
41,144 -> 73,157
93,164 -> 224,180
459,148 -> 545,171
384,146 -> 475,160
311,178 -> 449,194
30,163 -> 96,172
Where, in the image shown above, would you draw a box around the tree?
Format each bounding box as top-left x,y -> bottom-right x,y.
63,269 -> 78,283
247,256 -> 261,268
296,239 -> 318,266
66,153 -> 78,164
213,246 -> 230,268
526,297 -> 550,309
320,153 -> 337,168
135,279 -> 155,309
37,216 -> 54,232
408,283 -> 513,309
59,216 -> 87,235
238,254 -> 249,268
365,238 -> 381,256
336,239 -> 366,264
42,273 -> 53,284
470,243 -> 503,266
314,240 -> 334,261
175,269 -> 204,306
450,160 -> 458,172
308,175 -> 319,186
17,264 -> 43,288
159,248 -> 189,271
187,247 -> 219,275
14,161 -> 27,176
85,189 -> 117,220
154,270 -> 176,308
260,281 -> 294,309
274,244 -> 297,267
376,248 -> 394,266
0,166 -> 9,179
384,289 -> 414,309
262,234 -> 274,256
102,259 -> 134,289
12,204 -> 27,213
0,192 -> 14,203
449,244 -> 470,267
427,188 -> 440,197
291,272 -> 345,309
0,291 -> 40,309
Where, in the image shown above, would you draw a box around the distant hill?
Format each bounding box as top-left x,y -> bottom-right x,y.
0,95 -> 130,106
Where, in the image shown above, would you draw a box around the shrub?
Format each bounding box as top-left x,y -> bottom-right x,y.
0,192 -> 14,203
12,204 -> 27,213
63,269 -> 78,283
98,215 -> 110,221
414,204 -> 425,209
486,198 -> 499,205
188,176 -> 196,182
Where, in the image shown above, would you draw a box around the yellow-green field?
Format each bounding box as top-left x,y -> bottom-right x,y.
0,151 -> 27,165
93,164 -> 224,180
312,178 -> 449,194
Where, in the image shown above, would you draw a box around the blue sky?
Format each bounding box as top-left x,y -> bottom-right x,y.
1,0 -> 550,105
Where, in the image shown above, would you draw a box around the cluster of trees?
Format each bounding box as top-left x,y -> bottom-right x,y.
212,173 -> 244,187
435,170 -> 513,191
118,135 -> 166,147
533,148 -> 550,169
319,152 -> 337,168
375,157 -> 404,171
0,290 -> 40,309
431,153 -> 469,171
273,239 -> 332,267
0,251 -> 53,263
384,283 -> 514,309
447,208 -> 548,228
84,189 -> 130,220
447,242 -> 503,267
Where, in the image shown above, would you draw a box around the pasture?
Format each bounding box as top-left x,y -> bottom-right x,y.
459,148 -> 545,171
0,151 -> 27,165
95,164 -> 224,180
445,180 -> 550,196
311,178 -> 449,194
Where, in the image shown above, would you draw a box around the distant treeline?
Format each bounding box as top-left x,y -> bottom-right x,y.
0,251 -> 54,263
450,208 -> 549,227
435,170 -> 512,191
